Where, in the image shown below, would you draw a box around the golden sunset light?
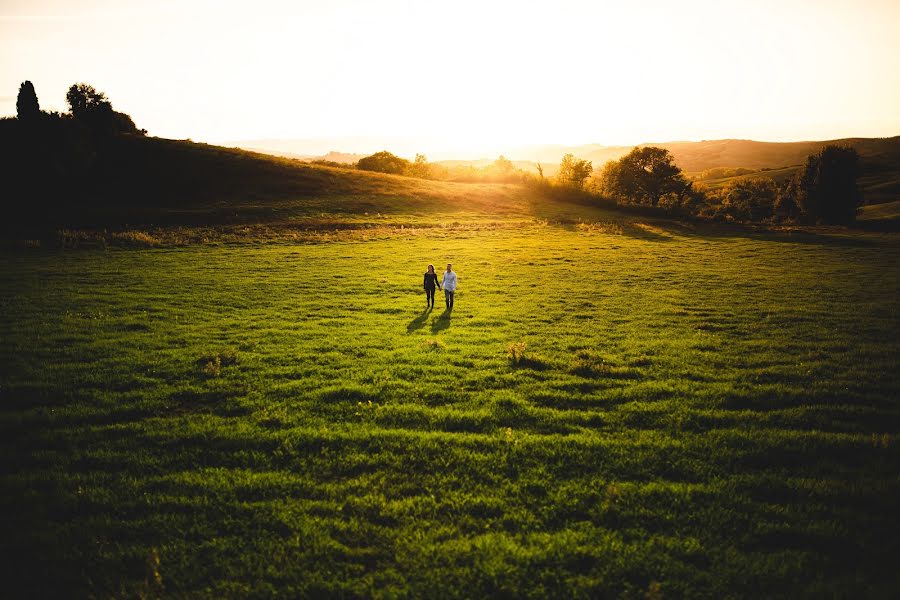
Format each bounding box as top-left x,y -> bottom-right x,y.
2,0 -> 899,156
2,0 -> 899,597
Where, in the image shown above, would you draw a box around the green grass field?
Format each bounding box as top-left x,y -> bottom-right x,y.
2,201 -> 899,597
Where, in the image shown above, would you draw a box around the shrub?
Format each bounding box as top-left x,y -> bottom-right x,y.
570,351 -> 639,379
421,338 -> 445,351
707,177 -> 778,222
556,153 -> 593,189
507,342 -> 528,365
202,356 -> 221,377
200,350 -> 238,377
357,150 -> 410,175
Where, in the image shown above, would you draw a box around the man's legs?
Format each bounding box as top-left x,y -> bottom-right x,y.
445,290 -> 454,310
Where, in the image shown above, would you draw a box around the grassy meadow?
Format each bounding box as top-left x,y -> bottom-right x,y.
2,188 -> 899,597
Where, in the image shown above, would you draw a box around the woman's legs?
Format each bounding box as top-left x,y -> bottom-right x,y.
425,287 -> 435,307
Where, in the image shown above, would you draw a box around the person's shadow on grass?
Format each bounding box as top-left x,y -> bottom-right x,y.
431,309 -> 451,333
407,306 -> 432,333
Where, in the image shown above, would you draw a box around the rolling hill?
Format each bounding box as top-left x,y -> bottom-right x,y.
512,137 -> 900,203
4,125 -> 899,236
246,136 -> 900,205
0,131 -> 539,231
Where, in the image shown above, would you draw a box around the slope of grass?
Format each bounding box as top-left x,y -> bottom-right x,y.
858,199 -> 900,222
2,219 -> 898,598
690,165 -> 803,190
4,135 -> 541,230
654,137 -> 900,174
694,162 -> 898,206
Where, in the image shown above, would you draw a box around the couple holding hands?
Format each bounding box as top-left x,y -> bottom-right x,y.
423,263 -> 458,310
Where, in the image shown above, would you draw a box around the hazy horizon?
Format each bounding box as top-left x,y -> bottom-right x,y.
3,0 -> 900,156
229,132 -> 900,163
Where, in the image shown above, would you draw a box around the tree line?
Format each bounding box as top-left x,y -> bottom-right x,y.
13,80 -> 144,136
352,144 -> 863,225
347,151 -> 525,184
4,79 -> 863,226
594,145 -> 862,224
2,80 -> 145,218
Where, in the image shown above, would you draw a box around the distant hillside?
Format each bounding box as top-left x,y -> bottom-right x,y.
512,136 -> 900,172
237,148 -> 366,164
315,151 -> 365,164
435,158 -> 537,172
465,137 -> 900,204
667,138 -> 900,204
234,136 -> 900,204
649,137 -> 900,172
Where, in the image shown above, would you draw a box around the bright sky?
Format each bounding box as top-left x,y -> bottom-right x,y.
2,0 -> 899,157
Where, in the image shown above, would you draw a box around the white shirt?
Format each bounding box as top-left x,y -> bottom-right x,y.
442,271 -> 458,292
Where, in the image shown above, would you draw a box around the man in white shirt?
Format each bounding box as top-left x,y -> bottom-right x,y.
441,263 -> 458,310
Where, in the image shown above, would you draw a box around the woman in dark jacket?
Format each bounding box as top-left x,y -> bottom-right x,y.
423,264 -> 441,309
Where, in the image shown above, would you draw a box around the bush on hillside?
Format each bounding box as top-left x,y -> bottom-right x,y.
706,177 -> 778,222
443,156 -> 525,184
556,153 -> 593,190
357,150 -> 410,175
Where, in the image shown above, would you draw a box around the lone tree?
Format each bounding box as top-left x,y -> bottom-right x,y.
16,81 -> 40,122
357,150 -> 411,175
557,153 -> 593,189
406,153 -> 433,179
599,146 -> 689,206
791,145 -> 861,224
493,155 -> 514,176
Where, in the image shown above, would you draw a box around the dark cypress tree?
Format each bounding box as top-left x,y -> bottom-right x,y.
794,145 -> 862,224
16,80 -> 41,122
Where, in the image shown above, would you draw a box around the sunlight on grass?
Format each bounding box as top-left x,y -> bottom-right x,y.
1,221 -> 898,596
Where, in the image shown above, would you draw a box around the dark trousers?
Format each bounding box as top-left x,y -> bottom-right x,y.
425,287 -> 436,306
445,289 -> 454,309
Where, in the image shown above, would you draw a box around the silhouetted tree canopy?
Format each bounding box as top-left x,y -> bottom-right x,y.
791,145 -> 861,224
66,83 -> 112,119
16,81 -> 40,122
557,154 -> 592,189
2,80 -> 149,229
357,150 -> 410,175
599,147 -> 690,207
65,82 -> 142,136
